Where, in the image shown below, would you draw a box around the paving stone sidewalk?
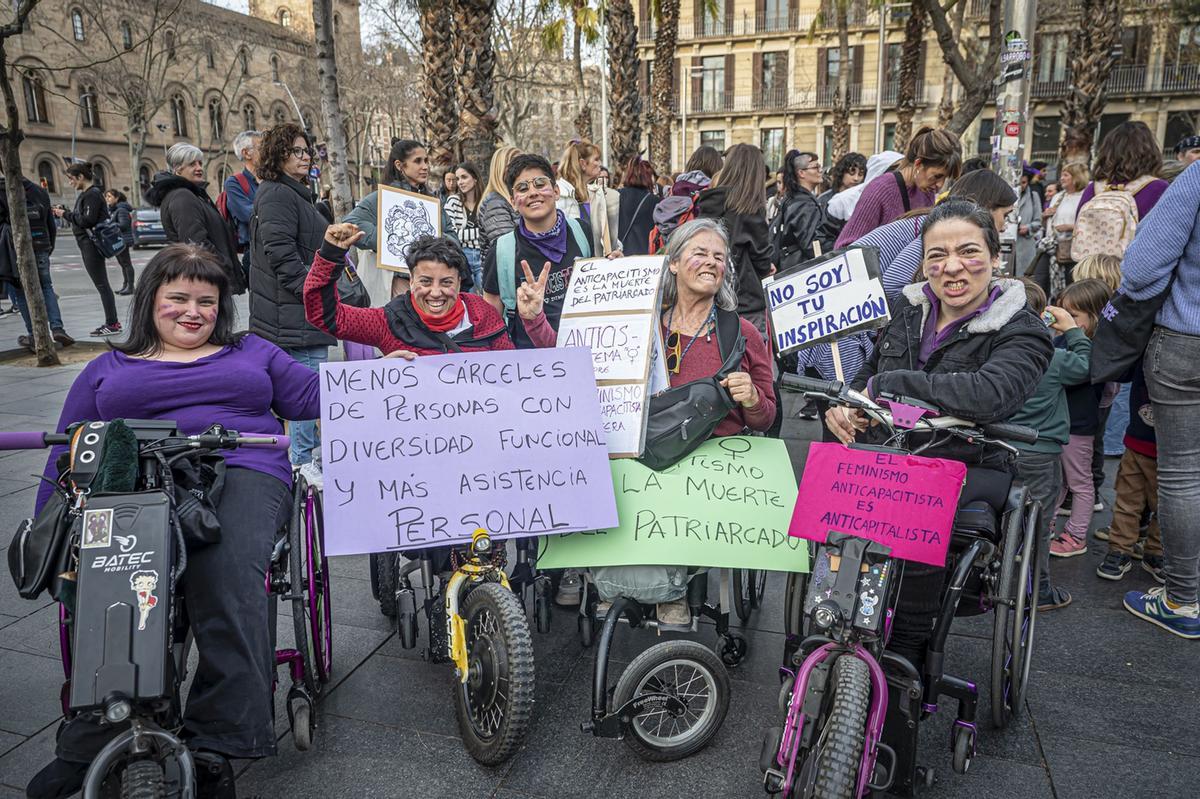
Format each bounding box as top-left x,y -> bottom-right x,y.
0,289 -> 1196,798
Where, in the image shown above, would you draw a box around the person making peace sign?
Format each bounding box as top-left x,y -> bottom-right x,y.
304,223 -> 557,356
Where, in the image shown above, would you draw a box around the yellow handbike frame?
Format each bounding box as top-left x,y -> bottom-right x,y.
445,529 -> 511,683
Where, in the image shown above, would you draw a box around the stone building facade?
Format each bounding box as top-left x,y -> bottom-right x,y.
7,0 -> 362,205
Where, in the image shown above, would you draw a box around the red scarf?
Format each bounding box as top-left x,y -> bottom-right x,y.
412,296 -> 466,332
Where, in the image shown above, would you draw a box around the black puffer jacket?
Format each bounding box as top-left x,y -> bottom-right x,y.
695,185 -> 773,316
145,173 -> 245,294
851,278 -> 1054,471
249,175 -> 335,349
63,185 -> 107,242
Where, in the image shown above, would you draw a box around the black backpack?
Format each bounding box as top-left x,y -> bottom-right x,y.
24,190 -> 52,253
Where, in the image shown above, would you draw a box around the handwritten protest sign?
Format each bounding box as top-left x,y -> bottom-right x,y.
376,184 -> 442,273
319,347 -> 618,555
788,443 -> 967,567
538,437 -> 807,573
762,247 -> 889,355
557,255 -> 666,458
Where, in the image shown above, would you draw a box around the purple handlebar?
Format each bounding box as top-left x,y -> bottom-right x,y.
0,431 -> 51,450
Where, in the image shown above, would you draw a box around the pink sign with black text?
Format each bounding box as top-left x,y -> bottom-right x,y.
788,443 -> 968,567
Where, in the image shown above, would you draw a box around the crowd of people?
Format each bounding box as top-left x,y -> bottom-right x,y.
5,118 -> 1200,798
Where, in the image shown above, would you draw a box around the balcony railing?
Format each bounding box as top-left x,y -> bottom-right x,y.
1029,62 -> 1200,99
639,12 -> 825,42
665,82 -> 929,115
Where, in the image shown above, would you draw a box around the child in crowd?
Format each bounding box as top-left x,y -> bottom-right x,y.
1071,253 -> 1121,295
1009,279 -> 1091,609
1049,279 -> 1111,558
1095,360 -> 1163,582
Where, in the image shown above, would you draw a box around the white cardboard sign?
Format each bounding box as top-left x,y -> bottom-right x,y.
376,184 -> 442,274
556,255 -> 667,458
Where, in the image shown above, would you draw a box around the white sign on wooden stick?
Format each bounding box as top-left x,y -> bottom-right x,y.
556,255 -> 667,458
375,184 -> 442,274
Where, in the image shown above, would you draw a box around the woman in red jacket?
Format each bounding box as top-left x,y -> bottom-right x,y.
305,223 -> 545,356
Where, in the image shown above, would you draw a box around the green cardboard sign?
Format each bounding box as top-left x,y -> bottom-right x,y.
537,437 -> 808,573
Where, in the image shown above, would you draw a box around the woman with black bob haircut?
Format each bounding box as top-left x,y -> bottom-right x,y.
304,222 -> 548,357
27,243 -> 320,799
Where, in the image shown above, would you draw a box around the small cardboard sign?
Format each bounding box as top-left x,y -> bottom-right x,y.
556,255 -> 667,458
788,443 -> 967,567
762,247 -> 890,355
376,184 -> 443,274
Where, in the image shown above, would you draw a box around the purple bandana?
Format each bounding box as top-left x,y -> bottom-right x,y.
519,209 -> 570,264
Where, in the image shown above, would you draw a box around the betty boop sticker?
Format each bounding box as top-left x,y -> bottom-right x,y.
130,570 -> 160,631
376,184 -> 441,273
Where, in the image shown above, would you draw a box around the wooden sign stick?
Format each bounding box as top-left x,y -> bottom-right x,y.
811,241 -> 846,383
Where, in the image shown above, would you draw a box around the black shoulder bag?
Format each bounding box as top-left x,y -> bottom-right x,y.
639,309 -> 746,471
1089,275 -> 1176,384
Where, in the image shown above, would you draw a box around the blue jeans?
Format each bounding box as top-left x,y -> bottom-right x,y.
1145,327 -> 1200,605
284,345 -> 328,466
8,250 -> 65,333
464,247 -> 482,293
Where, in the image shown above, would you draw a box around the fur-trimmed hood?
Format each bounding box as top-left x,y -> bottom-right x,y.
900,278 -> 1029,334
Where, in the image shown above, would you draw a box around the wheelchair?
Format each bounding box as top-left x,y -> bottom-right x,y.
572,567 -> 744,761
762,377 -> 1042,797
2,419 -> 332,797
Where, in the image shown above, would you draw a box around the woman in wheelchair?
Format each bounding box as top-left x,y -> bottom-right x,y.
28,245 -> 320,799
591,217 -> 777,624
825,200 -> 1054,675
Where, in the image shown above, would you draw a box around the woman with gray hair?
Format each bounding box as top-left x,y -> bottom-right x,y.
145,142 -> 246,293
519,217 -> 776,623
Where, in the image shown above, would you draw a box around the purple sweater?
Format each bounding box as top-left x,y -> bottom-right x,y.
37,335 -> 319,510
1076,178 -> 1168,221
836,171 -> 935,248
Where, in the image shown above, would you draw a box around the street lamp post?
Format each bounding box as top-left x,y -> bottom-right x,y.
274,78 -> 307,131
873,3 -> 910,153
990,0 -> 1038,275
70,91 -> 94,164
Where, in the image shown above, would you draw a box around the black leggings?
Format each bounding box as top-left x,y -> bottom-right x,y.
115,246 -> 135,289
79,236 -> 118,325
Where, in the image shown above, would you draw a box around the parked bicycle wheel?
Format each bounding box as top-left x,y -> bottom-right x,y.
811,655 -> 871,799
612,640 -> 731,761
290,475 -> 333,696
452,582 -> 535,765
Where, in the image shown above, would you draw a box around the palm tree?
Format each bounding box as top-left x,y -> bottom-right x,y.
419,3 -> 458,166
893,0 -> 925,152
607,0 -> 641,169
1060,0 -> 1122,158
454,0 -> 498,170
540,0 -> 601,141
925,0 -> 1004,135
647,0 -> 680,171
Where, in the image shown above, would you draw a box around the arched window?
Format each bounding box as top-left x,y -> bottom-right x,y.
334,12 -> 341,33
22,74 -> 48,123
238,49 -> 249,76
171,94 -> 188,137
205,40 -> 215,69
277,8 -> 291,27
120,21 -> 132,50
71,9 -> 84,41
164,30 -> 175,61
36,160 -> 56,194
80,87 -> 100,129
138,165 -> 152,194
270,55 -> 280,83
242,102 -> 257,129
273,105 -> 286,125
91,162 -> 107,190
208,98 -> 224,141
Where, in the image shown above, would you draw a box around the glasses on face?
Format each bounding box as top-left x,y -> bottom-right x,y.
288,147 -> 315,160
801,162 -> 822,173
513,176 -> 553,195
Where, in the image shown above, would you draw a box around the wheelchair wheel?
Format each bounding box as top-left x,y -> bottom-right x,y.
990,496 -> 1041,729
371,552 -> 399,618
732,569 -> 768,623
812,655 -> 871,799
453,582 -> 535,765
613,640 -> 731,762
290,477 -> 333,696
783,571 -> 808,642
120,759 -> 165,799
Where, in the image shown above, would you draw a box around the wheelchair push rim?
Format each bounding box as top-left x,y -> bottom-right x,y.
291,476 -> 333,696
990,497 -> 1040,728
